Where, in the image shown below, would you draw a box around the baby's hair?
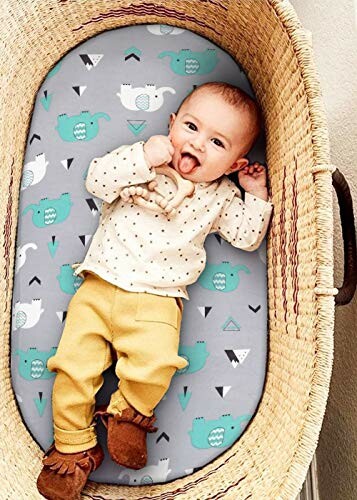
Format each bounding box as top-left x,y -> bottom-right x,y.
176,81 -> 262,154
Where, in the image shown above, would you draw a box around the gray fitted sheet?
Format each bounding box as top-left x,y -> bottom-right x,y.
11,23 -> 268,485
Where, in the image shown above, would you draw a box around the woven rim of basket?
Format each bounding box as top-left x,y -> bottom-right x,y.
0,1 -> 335,498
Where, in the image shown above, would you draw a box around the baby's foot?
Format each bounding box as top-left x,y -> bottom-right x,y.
94,406 -> 157,470
36,442 -> 104,500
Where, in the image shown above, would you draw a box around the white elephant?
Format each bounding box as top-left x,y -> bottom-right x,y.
21,153 -> 49,190
146,25 -> 185,35
117,84 -> 175,112
15,242 -> 38,273
13,299 -> 44,330
117,457 -> 172,485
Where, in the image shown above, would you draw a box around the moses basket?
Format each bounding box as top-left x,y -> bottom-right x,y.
1,0 -> 356,498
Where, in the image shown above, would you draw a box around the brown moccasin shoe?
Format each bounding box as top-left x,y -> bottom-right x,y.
36,442 -> 104,500
94,405 -> 158,470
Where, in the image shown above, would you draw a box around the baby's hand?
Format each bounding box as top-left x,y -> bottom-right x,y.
143,135 -> 174,168
238,162 -> 268,198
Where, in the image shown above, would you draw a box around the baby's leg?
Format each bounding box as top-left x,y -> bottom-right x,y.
47,272 -> 114,453
108,290 -> 188,417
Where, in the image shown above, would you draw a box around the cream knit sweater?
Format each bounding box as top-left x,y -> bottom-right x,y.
72,140 -> 273,300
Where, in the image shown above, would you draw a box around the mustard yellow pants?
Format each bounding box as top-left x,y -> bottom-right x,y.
46,271 -> 188,453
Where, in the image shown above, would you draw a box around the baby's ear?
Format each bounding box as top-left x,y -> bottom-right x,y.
228,158 -> 249,174
169,112 -> 176,130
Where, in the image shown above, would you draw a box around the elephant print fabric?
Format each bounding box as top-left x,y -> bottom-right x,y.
11,24 -> 268,485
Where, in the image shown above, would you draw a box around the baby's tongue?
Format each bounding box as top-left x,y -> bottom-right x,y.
179,154 -> 198,173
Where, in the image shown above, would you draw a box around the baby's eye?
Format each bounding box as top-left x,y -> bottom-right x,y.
185,121 -> 197,131
212,138 -> 224,148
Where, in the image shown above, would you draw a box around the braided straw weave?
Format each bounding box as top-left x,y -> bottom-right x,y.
0,1 -> 335,498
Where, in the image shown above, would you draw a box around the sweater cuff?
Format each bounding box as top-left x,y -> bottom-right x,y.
134,141 -> 156,183
245,191 -> 273,213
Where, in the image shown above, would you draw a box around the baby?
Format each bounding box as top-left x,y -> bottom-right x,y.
37,82 -> 273,499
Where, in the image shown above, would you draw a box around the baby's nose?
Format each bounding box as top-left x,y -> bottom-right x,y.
190,136 -> 205,151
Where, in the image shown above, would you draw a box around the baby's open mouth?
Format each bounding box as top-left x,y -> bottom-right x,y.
179,152 -> 201,174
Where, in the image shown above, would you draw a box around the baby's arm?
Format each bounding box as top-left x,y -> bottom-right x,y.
85,141 -> 156,204
210,185 -> 273,252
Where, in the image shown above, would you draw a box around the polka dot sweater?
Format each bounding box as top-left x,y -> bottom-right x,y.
72,141 -> 273,300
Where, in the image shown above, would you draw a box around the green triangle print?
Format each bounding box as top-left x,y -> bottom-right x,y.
34,392 -> 47,416
127,120 -> 147,136
178,386 -> 192,410
40,91 -> 53,111
222,316 -> 240,331
48,236 -> 59,258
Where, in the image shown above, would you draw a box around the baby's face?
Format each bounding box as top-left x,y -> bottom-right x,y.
168,91 -> 254,183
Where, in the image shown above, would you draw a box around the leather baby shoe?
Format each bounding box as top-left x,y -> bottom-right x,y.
94,405 -> 158,470
36,441 -> 104,500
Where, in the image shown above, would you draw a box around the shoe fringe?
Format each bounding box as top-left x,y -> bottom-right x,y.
94,406 -> 158,433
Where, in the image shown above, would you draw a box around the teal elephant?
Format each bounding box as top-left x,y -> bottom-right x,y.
22,193 -> 72,227
15,347 -> 57,380
175,341 -> 209,375
198,261 -> 251,292
55,110 -> 110,141
158,48 -> 218,75
189,413 -> 251,449
57,264 -> 83,295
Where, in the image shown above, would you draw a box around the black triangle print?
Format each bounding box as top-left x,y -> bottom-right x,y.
79,54 -> 94,69
225,350 -> 239,364
125,53 -> 140,61
29,276 -> 41,286
56,311 -> 67,323
60,158 -> 74,171
214,233 -> 222,244
204,306 -> 212,318
29,133 -> 41,145
78,234 -> 92,247
79,54 -> 103,70
72,86 -> 86,97
156,432 -> 170,443
198,306 -> 212,318
249,304 -> 261,313
215,386 -> 232,399
216,387 -> 224,398
86,198 -> 100,214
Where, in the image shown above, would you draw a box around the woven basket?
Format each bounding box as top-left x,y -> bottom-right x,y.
1,1 -> 356,498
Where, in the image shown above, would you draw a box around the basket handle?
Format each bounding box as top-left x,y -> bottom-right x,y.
332,168 -> 357,306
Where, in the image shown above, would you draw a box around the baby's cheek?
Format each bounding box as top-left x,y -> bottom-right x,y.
170,135 -> 181,149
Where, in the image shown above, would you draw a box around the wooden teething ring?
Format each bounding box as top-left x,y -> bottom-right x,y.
122,165 -> 195,216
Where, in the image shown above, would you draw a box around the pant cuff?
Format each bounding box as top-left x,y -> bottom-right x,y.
107,390 -> 133,415
54,423 -> 97,453
118,382 -> 155,417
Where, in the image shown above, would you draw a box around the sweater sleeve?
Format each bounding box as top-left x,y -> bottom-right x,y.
85,140 -> 156,203
210,188 -> 273,252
